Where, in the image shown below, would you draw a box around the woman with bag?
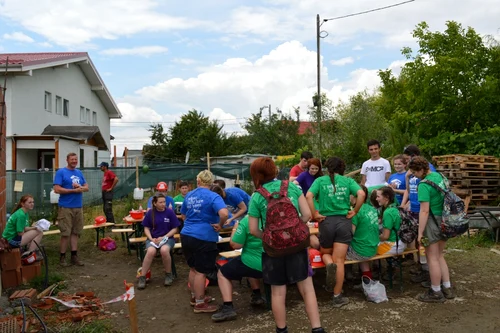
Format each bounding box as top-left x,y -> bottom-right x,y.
248,157 -> 325,333
408,156 -> 455,302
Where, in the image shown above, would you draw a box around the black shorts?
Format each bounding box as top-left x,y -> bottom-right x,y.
180,234 -> 218,275
319,215 -> 352,248
262,249 -> 309,286
220,257 -> 262,281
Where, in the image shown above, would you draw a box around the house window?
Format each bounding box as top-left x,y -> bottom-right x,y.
80,106 -> 85,123
63,99 -> 69,117
92,111 -> 97,126
44,92 -> 52,112
86,108 -> 90,124
55,96 -> 62,115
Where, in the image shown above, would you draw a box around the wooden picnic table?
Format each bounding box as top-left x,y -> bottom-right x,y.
43,222 -> 115,246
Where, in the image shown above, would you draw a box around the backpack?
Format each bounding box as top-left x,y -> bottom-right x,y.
396,207 -> 419,244
256,180 -> 310,257
420,175 -> 469,239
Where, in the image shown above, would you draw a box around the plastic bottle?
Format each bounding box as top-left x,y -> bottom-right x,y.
419,244 -> 427,264
138,205 -> 143,211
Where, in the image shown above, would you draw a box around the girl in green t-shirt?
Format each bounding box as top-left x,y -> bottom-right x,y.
376,186 -> 406,255
2,195 -> 43,252
306,157 -> 365,308
409,156 -> 454,303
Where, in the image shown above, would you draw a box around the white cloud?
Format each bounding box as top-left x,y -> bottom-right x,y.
330,56 -> 354,66
37,42 -> 52,48
352,45 -> 364,51
2,31 -> 34,43
208,108 -> 245,135
172,58 -> 197,65
100,46 -> 168,57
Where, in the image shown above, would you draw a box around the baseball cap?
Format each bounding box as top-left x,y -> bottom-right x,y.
156,182 -> 168,191
98,162 -> 109,167
309,248 -> 325,268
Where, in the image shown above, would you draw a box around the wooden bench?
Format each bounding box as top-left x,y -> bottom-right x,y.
173,237 -> 231,249
43,222 -> 115,246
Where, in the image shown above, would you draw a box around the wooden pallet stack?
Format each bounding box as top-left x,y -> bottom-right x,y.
433,154 -> 500,207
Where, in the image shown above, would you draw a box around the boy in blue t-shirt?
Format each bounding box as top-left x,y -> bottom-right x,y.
388,154 -> 407,204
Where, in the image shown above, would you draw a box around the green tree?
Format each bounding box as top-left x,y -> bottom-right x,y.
306,92 -> 337,159
143,123 -> 170,163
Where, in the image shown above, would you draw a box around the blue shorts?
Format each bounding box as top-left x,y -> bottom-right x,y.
8,235 -> 22,248
145,237 -> 175,250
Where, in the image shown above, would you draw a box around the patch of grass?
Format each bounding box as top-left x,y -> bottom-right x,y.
447,230 -> 495,250
53,319 -> 120,333
29,271 -> 65,290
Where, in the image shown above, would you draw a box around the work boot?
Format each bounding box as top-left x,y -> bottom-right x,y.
71,255 -> 84,266
164,273 -> 174,286
418,289 -> 446,303
190,295 -> 213,306
250,293 -> 265,306
137,276 -> 147,290
442,286 -> 456,299
211,304 -> 237,322
59,255 -> 69,267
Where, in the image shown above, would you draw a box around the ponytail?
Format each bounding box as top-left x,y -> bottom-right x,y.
325,157 -> 346,194
11,194 -> 33,214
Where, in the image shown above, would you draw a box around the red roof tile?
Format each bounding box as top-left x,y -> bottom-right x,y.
0,52 -> 88,66
298,121 -> 314,135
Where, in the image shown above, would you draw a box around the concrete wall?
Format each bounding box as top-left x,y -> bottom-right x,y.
58,139 -> 80,168
16,149 -> 38,170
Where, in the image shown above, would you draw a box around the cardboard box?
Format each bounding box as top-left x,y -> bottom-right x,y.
1,268 -> 22,288
21,261 -> 42,284
0,248 -> 21,270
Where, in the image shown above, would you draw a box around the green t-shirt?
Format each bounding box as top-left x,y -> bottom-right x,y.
351,203 -> 380,257
381,204 -> 401,242
2,209 -> 29,241
248,180 -> 303,228
172,194 -> 185,203
418,172 -> 445,216
231,216 -> 263,272
308,174 -> 361,216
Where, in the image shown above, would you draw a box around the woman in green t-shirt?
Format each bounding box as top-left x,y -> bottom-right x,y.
2,195 -> 43,252
376,186 -> 406,255
409,156 -> 454,303
306,157 -> 365,308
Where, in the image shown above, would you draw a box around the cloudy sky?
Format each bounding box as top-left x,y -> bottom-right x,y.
1,0 -> 499,154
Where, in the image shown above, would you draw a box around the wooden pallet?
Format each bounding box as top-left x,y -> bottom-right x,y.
440,169 -> 500,179
437,161 -> 499,170
471,193 -> 499,200
449,178 -> 500,187
433,154 -> 499,164
469,188 -> 499,195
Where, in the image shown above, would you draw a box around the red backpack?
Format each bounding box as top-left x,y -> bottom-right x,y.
256,180 -> 310,257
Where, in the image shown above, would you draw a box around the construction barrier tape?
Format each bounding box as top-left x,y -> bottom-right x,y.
44,287 -> 135,308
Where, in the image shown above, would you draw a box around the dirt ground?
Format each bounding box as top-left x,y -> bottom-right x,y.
52,238 -> 500,333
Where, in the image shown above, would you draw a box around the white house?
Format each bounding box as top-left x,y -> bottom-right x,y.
0,52 -> 121,170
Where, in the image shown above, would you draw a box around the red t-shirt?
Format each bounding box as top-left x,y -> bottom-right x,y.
102,170 -> 116,191
290,164 -> 305,178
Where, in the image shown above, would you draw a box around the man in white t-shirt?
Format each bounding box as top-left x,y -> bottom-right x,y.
360,139 -> 391,187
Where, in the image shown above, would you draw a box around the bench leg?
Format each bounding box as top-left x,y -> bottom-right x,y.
170,249 -> 177,278
125,233 -> 132,255
387,258 -> 394,289
95,229 -> 99,247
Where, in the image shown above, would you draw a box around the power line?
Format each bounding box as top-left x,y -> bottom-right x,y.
322,0 -> 415,24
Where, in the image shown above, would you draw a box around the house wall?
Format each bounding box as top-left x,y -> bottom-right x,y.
6,64 -> 111,151
17,149 -> 38,170
58,139 -> 80,168
6,138 -> 12,171
80,144 -> 98,168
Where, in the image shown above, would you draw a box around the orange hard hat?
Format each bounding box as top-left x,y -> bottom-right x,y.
309,248 -> 325,268
156,182 -> 168,191
94,216 -> 106,225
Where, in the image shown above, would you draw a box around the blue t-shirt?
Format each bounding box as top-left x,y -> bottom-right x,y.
408,162 -> 436,212
295,171 -> 315,195
142,208 -> 180,239
53,167 -> 87,208
147,195 -> 174,210
180,188 -> 227,242
224,187 -> 251,212
388,172 -> 407,204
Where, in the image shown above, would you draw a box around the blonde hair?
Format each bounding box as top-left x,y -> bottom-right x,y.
197,170 -> 214,186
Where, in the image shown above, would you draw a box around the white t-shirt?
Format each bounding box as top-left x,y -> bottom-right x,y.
361,158 -> 391,187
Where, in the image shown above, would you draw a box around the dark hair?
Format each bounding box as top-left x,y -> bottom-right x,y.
359,185 -> 368,204
151,194 -> 166,231
209,184 -> 225,198
403,144 -> 421,157
250,157 -> 277,189
307,158 -> 323,179
377,186 -> 395,218
12,194 -> 33,214
300,151 -> 313,160
367,140 -> 380,148
325,157 -> 346,193
393,154 -> 407,165
179,181 -> 189,188
370,189 -> 379,208
408,156 -> 430,173
213,179 -> 226,189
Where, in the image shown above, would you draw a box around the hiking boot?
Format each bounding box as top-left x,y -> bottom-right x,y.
250,293 -> 265,306
211,304 -> 237,322
442,286 -> 456,299
71,255 -> 84,266
137,276 -> 147,290
190,295 -> 213,306
417,289 -> 446,303
326,263 -> 337,292
59,256 -> 69,267
332,294 -> 349,308
410,270 -> 429,283
193,301 -> 218,313
164,273 -> 173,286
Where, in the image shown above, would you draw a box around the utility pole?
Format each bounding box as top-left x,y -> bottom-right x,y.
268,104 -> 271,121
316,14 -> 322,162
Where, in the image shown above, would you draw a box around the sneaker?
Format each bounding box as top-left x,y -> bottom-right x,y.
164,273 -> 173,286
59,256 -> 69,267
250,293 -> 265,306
332,294 -> 349,308
417,289 -> 446,303
326,263 -> 337,291
442,287 -> 456,299
211,304 -> 237,322
410,270 -> 429,283
70,255 -> 84,266
190,295 -> 213,306
137,276 -> 147,290
193,301 -> 218,313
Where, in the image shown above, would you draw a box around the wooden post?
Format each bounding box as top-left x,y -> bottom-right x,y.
236,174 -> 240,185
124,147 -> 128,167
113,145 -> 117,167
135,156 -> 139,188
125,282 -> 139,333
207,152 -> 210,171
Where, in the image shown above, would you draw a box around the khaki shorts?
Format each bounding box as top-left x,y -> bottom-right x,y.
57,207 -> 84,237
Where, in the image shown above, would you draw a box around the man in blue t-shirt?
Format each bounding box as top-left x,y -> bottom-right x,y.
53,152 -> 89,267
212,180 -> 251,227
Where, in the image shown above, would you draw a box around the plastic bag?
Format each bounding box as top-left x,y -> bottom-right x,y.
99,237 -> 117,251
362,276 -> 388,303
